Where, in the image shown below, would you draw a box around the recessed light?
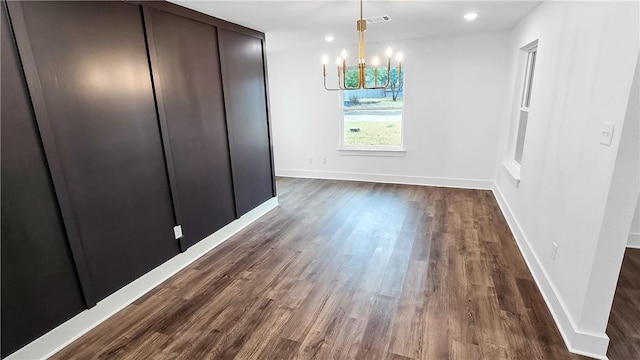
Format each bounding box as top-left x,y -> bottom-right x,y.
464,13 -> 478,21
324,35 -> 335,42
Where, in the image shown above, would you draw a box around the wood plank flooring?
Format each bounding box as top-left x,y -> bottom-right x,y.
607,248 -> 640,360
52,178 -> 586,360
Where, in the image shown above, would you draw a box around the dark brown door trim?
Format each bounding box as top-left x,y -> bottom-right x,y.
260,38 -> 278,197
141,4 -> 185,250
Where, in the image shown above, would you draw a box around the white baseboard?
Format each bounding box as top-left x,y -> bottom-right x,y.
276,168 -> 493,190
628,232 -> 640,249
6,197 -> 279,360
491,184 -> 609,360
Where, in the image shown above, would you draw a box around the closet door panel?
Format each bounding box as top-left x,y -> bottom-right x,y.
148,8 -> 236,249
16,1 -> 180,301
0,4 -> 86,357
219,29 -> 275,216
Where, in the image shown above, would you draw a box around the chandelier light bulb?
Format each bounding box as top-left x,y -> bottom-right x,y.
322,55 -> 329,64
372,56 -> 380,66
386,47 -> 393,58
341,49 -> 348,60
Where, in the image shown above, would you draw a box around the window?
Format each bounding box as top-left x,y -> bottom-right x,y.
514,43 -> 537,165
339,66 -> 405,151
503,41 -> 537,181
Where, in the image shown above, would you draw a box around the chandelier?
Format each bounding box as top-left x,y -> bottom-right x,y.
322,0 -> 403,91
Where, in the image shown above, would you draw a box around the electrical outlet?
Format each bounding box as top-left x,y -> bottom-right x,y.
599,122 -> 615,146
173,225 -> 183,239
308,158 -> 313,164
322,158 -> 327,164
551,242 -> 558,261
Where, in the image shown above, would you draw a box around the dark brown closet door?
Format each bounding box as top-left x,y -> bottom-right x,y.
12,1 -> 180,301
218,29 -> 275,216
147,8 -> 236,249
0,4 -> 85,357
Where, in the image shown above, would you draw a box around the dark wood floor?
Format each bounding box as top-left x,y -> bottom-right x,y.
607,248 -> 640,360
52,178 -> 585,360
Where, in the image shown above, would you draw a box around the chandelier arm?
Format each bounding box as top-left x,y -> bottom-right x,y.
323,73 -> 342,91
362,57 -> 403,89
363,82 -> 387,90
389,60 -> 402,90
337,67 -> 344,90
363,81 -> 394,90
385,57 -> 392,87
341,60 -> 361,90
343,81 -> 361,90
340,75 -> 351,90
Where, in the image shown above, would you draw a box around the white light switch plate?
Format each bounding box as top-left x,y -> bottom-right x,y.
173,225 -> 183,239
600,122 -> 615,146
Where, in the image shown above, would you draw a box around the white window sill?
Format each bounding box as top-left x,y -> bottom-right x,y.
337,148 -> 406,157
502,160 -> 521,181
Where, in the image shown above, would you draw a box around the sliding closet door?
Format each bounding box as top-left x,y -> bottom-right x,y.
219,29 -> 275,216
146,8 -> 236,249
11,1 -> 180,301
0,4 -> 86,357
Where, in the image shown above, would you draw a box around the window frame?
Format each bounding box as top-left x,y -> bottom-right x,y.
337,67 -> 406,153
514,43 -> 537,164
503,40 -> 538,181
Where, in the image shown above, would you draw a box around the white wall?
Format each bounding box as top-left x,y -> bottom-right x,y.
580,53 -> 639,344
267,32 -> 511,188
494,1 -> 639,358
628,195 -> 640,248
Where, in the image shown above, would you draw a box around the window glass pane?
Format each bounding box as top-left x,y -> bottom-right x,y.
344,68 -> 360,88
344,109 -> 402,146
514,110 -> 529,164
521,54 -> 531,108
344,90 -> 404,109
342,66 -> 404,147
524,50 -> 536,107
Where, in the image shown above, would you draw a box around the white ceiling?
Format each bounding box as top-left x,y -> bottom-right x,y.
170,1 -> 542,52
